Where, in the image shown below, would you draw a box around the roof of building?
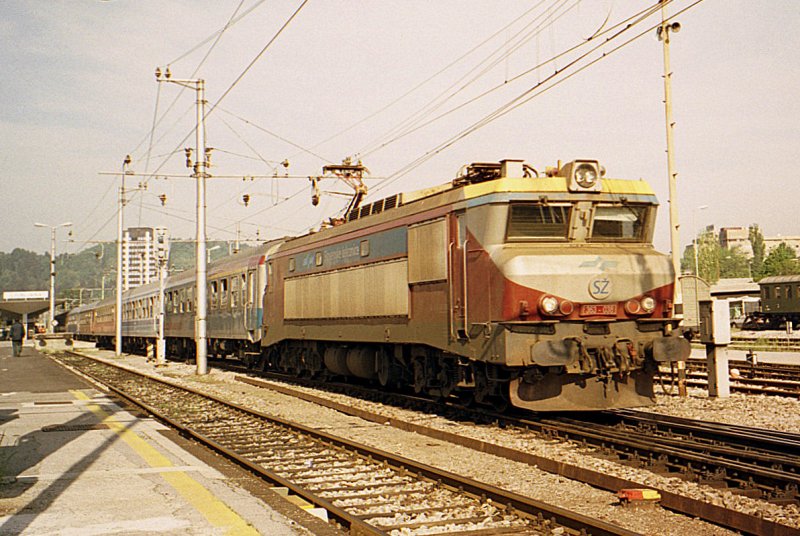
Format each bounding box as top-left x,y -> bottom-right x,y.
759,275 -> 800,284
710,277 -> 760,297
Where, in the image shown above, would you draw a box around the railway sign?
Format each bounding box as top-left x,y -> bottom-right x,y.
3,290 -> 48,300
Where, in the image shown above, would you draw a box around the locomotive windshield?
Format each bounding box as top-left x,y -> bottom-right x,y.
590,205 -> 647,241
507,204 -> 570,239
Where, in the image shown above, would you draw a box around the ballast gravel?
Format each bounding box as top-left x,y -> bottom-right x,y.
69,348 -> 800,536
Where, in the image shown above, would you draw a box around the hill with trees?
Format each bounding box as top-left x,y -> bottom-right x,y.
0,240 -> 250,308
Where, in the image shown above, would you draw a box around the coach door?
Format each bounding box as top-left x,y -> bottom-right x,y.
449,213 -> 468,339
244,269 -> 257,331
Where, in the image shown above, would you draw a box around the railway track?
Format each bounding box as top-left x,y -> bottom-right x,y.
687,360 -> 800,381
55,351 -> 636,536
229,366 -> 800,506
656,368 -> 800,398
220,367 -> 799,536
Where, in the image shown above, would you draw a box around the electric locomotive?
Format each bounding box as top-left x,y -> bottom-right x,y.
259,158 -> 690,411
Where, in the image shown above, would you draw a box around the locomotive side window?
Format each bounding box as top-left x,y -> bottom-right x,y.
590,205 -> 647,241
507,204 -> 570,239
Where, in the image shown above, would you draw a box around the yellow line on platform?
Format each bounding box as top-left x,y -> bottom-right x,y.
70,390 -> 259,535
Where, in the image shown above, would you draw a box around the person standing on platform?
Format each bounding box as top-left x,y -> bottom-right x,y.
10,320 -> 24,357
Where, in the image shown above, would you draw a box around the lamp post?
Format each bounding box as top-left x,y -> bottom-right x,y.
34,221 -> 72,333
207,245 -> 221,264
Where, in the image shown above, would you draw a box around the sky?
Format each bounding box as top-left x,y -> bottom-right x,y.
1,0 -> 798,259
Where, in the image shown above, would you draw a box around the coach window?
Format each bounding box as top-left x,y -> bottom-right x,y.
788,286 -> 794,300
776,286 -> 782,300
241,274 -> 247,305
507,204 -> 571,240
289,258 -> 296,272
590,205 -> 647,241
248,270 -> 256,305
187,287 -> 194,313
221,278 -> 229,308
315,252 -> 323,266
231,276 -> 239,307
210,281 -> 219,309
360,240 -> 370,257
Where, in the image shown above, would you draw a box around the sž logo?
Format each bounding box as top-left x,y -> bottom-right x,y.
589,277 -> 612,300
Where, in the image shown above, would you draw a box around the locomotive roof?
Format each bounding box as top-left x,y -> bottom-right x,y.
280,172 -> 658,252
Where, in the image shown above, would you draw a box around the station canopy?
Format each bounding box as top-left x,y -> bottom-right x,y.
0,291 -> 64,318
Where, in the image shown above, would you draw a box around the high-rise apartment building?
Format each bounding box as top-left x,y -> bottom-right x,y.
123,227 -> 167,289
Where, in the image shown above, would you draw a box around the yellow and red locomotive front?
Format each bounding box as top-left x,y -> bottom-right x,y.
262,158 -> 690,411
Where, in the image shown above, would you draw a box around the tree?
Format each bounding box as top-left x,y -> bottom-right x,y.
762,242 -> 800,277
749,224 -> 766,280
696,230 -> 720,283
719,246 -> 751,278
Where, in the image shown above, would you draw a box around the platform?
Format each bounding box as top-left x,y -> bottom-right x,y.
0,342 -> 308,535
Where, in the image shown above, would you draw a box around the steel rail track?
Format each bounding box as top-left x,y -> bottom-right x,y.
228,366 -> 800,504
656,370 -> 800,397
683,360 -> 800,382
55,351 -> 636,536
228,372 -> 799,536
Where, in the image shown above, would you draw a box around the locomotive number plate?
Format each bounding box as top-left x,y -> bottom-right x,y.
580,304 -> 617,316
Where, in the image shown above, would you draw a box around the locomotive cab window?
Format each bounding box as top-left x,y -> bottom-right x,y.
590,205 -> 647,241
506,204 -> 571,240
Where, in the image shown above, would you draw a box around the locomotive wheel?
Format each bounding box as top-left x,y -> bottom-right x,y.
303,349 -> 324,378
473,365 -> 491,405
376,349 -> 402,388
412,358 -> 426,394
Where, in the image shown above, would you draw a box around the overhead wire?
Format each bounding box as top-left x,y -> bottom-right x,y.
305,0 -> 554,158
135,0 -> 310,191
372,0 -> 698,194
363,0 -> 660,162
217,106 -> 330,163
357,0 -> 575,158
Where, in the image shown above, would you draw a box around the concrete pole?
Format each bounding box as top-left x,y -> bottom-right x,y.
116,155 -> 130,357
22,312 -> 28,346
154,69 -> 208,374
48,226 -> 56,333
195,79 -> 208,375
35,221 -> 71,334
659,2 -> 685,396
157,260 -> 166,367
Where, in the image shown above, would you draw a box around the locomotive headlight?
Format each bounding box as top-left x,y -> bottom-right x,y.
574,163 -> 598,188
559,300 -> 575,315
640,295 -> 656,313
624,299 -> 642,315
539,295 -> 559,315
